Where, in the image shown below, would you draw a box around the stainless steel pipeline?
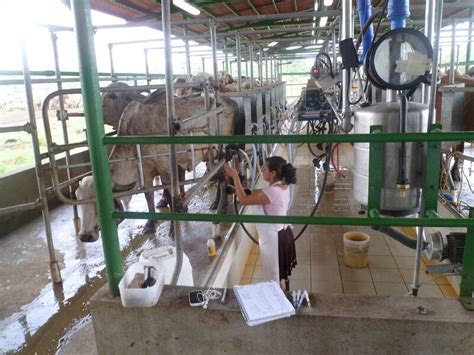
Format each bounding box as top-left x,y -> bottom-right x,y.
428,0 -> 444,125
0,123 -> 32,133
341,0 -> 353,132
182,159 -> 226,206
136,144 -> 145,189
162,0 -> 183,286
224,39 -> 229,73
249,42 -> 254,89
149,10 -> 342,27
0,76 -> 163,86
184,24 -> 192,76
21,34 -> 62,284
237,34 -> 242,92
411,226 -> 425,295
0,201 -> 42,216
210,20 -> 219,84
265,52 -> 269,84
144,48 -> 151,85
51,31 -> 80,231
332,26 -> 337,72
422,0 -> 436,105
108,44 -> 116,81
449,19 -> 457,84
466,13 -> 473,73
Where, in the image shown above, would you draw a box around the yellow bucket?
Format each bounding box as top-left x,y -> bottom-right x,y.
343,232 -> 371,268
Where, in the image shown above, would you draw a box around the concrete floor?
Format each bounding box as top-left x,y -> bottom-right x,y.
0,142 -> 468,354
0,164 -> 232,354
241,144 -> 459,299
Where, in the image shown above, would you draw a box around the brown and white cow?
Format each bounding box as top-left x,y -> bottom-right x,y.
76,92 -> 239,241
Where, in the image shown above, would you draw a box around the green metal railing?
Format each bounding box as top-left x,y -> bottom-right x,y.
73,0 -> 474,306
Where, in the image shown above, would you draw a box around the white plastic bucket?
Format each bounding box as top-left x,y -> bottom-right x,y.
118,261 -> 164,308
343,231 -> 371,268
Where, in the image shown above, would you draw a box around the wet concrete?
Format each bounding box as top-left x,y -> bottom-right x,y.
0,165 -> 233,354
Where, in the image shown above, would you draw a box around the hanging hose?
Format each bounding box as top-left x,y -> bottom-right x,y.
331,143 -> 346,178
372,225 -> 421,250
233,196 -> 260,245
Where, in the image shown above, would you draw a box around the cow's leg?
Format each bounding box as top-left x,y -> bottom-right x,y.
156,173 -> 171,208
143,190 -> 156,233
158,169 -> 187,211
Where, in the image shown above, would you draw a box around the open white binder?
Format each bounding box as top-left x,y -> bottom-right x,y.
233,281 -> 295,326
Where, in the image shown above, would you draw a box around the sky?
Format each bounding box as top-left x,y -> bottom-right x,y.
0,0 -> 211,75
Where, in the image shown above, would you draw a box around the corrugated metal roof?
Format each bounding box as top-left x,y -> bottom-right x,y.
90,0 -> 474,53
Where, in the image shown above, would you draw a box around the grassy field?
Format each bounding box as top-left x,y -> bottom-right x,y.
0,109 -> 90,175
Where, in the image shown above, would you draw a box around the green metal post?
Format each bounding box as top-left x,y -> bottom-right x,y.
368,125 -> 384,212
71,0 -> 123,297
460,207 -> 474,310
424,124 -> 442,213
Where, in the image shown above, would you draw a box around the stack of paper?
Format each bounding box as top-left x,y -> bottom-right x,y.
233,281 -> 295,326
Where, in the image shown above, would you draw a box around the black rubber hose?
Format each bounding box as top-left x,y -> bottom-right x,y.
233,196 -> 260,245
372,225 -> 419,250
355,10 -> 381,51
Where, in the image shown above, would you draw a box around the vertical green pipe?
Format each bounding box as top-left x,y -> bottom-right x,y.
71,0 -> 123,296
460,208 -> 474,309
367,125 -> 383,212
424,124 -> 442,213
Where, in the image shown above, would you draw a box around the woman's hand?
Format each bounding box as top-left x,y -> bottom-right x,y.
224,164 -> 239,180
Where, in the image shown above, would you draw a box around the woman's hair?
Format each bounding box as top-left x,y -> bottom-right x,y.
265,156 -> 297,184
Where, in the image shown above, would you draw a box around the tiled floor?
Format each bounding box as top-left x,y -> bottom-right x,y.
240,143 -> 458,299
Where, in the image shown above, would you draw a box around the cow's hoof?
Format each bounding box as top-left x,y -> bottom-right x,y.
143,221 -> 156,234
156,198 -> 169,208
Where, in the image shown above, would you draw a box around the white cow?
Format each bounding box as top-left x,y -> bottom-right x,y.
76,92 -> 239,241
75,176 -> 132,242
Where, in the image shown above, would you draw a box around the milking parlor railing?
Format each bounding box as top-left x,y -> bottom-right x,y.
108,131 -> 474,309
72,0 -> 474,310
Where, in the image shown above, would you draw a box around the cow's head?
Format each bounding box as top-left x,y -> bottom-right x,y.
102,82 -> 145,129
75,176 -> 134,242
75,176 -> 100,242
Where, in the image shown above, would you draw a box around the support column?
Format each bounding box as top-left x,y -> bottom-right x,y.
422,0 -> 435,104
236,34 -> 242,91
184,24 -> 191,76
428,0 -> 444,125
71,0 -> 122,296
108,44 -> 116,81
249,42 -> 254,89
162,0 -> 183,285
465,11 -> 473,74
449,19 -> 456,84
341,0 -> 353,132
21,34 -> 62,284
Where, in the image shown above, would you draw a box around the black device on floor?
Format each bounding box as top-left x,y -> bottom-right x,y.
189,290 -> 205,307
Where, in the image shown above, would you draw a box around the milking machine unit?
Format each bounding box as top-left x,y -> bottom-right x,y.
348,1 -> 468,274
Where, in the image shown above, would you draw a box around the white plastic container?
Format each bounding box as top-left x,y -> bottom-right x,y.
139,246 -> 194,286
118,261 -> 164,308
343,231 -> 371,268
